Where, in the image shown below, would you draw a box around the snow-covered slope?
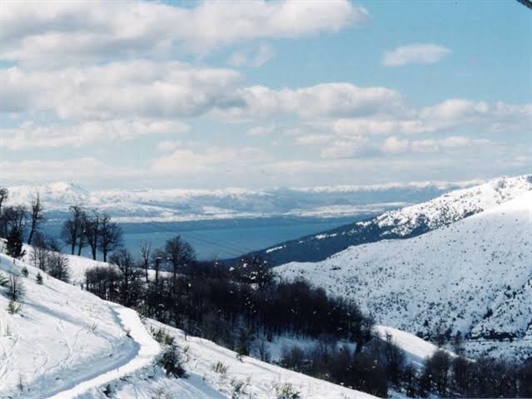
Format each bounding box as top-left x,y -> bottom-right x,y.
0,255 -> 143,398
0,250 -> 377,398
364,174 -> 531,237
4,179 -> 482,223
252,175 -> 532,265
275,190 -> 532,355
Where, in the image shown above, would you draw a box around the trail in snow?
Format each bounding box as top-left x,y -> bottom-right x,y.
46,305 -> 160,399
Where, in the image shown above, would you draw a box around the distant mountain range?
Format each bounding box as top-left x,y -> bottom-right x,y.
274,175 -> 532,357
248,175 -> 532,266
4,179 -> 485,223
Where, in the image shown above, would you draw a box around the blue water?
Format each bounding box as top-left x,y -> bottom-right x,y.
43,215 -> 364,261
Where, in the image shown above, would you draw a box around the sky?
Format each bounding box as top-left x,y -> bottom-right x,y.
0,0 -> 531,190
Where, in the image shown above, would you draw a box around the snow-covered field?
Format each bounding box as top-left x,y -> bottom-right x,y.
0,249 -> 381,398
275,189 -> 532,359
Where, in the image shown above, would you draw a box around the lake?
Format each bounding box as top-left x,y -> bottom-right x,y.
43,215 -> 368,262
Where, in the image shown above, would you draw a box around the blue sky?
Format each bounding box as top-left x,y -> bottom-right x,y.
0,0 -> 530,190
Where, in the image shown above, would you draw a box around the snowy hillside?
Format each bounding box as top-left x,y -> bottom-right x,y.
255,175 -> 532,265
0,250 -> 379,398
0,254 -> 143,398
275,189 -> 532,358
4,179 -> 481,223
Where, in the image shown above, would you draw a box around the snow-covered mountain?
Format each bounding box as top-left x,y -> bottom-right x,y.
0,249 -> 381,398
4,179 -> 483,223
254,175 -> 532,265
274,188 -> 532,358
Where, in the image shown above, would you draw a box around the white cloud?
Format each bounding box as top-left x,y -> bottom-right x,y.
215,83 -> 404,120
332,118 -> 430,136
419,99 -> 532,132
1,63 -> 408,123
246,125 -> 277,137
0,61 -> 243,120
1,0 -> 368,62
382,44 -> 451,66
381,136 -> 410,154
320,136 -> 373,159
151,147 -> 265,175
228,44 -> 276,67
157,140 -> 185,153
1,119 -> 190,149
381,135 -> 494,155
295,135 -> 332,147
0,158 -> 106,182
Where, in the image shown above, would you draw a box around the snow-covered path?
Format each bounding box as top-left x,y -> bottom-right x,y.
46,305 -> 160,399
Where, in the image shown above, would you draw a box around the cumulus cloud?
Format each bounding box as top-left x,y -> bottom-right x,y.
1,0 -> 368,62
419,99 -> 532,132
0,61 -> 243,120
382,44 -> 451,66
1,119 -> 189,149
1,63 -> 407,122
215,83 -> 404,120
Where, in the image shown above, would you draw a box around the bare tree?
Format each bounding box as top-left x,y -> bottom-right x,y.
30,232 -> 49,271
109,248 -> 142,307
516,0 -> 532,11
98,214 -> 122,262
61,205 -> 85,255
164,235 -> 196,295
85,211 -> 100,260
140,240 -> 152,283
151,248 -> 165,288
27,194 -> 46,245
48,252 -> 70,282
0,187 -> 8,236
77,211 -> 88,256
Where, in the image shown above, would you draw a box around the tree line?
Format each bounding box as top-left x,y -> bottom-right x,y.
277,337 -> 532,398
0,187 -> 122,263
84,236 -> 374,353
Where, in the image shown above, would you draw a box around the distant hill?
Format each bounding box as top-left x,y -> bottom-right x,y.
248,175 -> 532,266
274,178 -> 532,358
5,179 -> 482,223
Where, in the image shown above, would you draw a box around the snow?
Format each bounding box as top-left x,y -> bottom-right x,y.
374,326 -> 441,368
4,175 -> 529,397
48,305 -> 161,399
368,174 -> 531,237
0,255 -> 136,398
275,188 -> 532,358
296,175 -> 531,245
141,320 -> 377,399
4,179 -> 483,223
0,246 -> 378,398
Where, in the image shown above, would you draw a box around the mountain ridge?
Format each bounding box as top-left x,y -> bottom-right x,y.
4,179 -> 486,223
274,188 -> 532,358
249,174 -> 532,265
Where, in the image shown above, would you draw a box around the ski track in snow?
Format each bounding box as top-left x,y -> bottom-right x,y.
45,304 -> 161,399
